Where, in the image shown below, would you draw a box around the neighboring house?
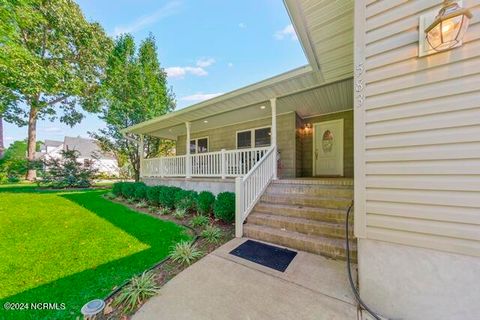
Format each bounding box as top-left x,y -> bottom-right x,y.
123,1 -> 480,319
38,137 -> 119,177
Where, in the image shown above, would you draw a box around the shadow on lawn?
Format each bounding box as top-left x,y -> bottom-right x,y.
0,190 -> 191,320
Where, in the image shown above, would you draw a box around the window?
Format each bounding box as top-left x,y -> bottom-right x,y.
189,137 -> 209,154
237,127 -> 271,149
237,131 -> 252,149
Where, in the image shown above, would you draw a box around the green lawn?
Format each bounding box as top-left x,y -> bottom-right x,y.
0,185 -> 190,319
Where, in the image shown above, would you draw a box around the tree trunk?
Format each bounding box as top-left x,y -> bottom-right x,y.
0,116 -> 4,159
26,107 -> 38,181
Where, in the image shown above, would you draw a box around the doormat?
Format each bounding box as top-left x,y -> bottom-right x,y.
229,240 -> 297,272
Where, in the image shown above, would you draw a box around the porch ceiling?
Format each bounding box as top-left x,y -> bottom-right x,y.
124,74 -> 353,140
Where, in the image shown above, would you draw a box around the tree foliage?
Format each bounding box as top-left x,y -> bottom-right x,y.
0,0 -> 112,179
0,139 -> 41,183
92,34 -> 175,181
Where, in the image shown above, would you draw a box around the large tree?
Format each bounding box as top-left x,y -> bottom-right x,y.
92,34 -> 175,181
0,0 -> 112,180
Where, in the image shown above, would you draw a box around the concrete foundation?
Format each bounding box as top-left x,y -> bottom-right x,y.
142,177 -> 234,195
358,238 -> 480,320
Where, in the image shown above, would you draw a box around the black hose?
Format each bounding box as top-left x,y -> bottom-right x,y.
345,201 -> 385,320
104,222 -> 199,301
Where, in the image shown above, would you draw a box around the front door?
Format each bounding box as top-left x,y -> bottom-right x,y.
313,119 -> 344,176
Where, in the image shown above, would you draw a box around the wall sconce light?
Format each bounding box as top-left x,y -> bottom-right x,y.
301,123 -> 312,135
419,1 -> 472,56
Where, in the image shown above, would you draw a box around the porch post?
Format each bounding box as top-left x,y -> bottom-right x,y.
139,134 -> 144,178
185,122 -> 192,178
270,97 -> 278,180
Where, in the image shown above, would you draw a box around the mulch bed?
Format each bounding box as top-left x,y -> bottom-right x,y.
96,196 -> 234,320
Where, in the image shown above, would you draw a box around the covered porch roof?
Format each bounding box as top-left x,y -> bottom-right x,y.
122,0 -> 354,140
122,67 -> 352,140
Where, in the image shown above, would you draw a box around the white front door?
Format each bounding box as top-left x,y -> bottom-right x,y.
313,119 -> 344,176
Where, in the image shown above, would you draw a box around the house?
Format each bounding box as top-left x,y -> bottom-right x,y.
38,136 -> 120,177
123,1 -> 480,319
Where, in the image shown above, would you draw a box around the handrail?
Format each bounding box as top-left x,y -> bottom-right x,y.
140,147 -> 270,178
235,146 -> 276,237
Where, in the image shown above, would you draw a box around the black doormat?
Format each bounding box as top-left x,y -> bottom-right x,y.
229,240 -> 297,272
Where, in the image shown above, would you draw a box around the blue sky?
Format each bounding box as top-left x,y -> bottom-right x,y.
4,0 -> 306,147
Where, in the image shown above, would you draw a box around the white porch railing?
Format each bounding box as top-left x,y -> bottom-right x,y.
140,147 -> 270,178
235,146 -> 276,237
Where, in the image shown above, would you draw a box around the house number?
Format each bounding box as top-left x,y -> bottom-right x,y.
355,63 -> 365,108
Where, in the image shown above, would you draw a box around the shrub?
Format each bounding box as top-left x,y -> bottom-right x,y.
175,189 -> 198,212
133,182 -> 147,201
196,191 -> 215,215
113,271 -> 159,313
172,208 -> 187,220
190,215 -> 209,228
158,186 -> 181,209
201,224 -> 222,243
169,241 -> 203,265
146,186 -> 162,206
121,182 -> 136,199
214,192 -> 235,223
104,192 -> 116,200
112,182 -> 125,197
39,149 -> 97,188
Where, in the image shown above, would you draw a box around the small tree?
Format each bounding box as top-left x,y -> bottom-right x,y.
40,149 -> 97,188
92,34 -> 175,181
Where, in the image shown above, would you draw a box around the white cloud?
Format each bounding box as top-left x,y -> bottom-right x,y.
238,22 -> 247,29
196,58 -> 215,68
5,136 -> 14,141
166,57 -> 215,79
112,1 -> 182,36
165,66 -> 208,78
227,62 -> 234,67
274,24 -> 298,40
180,92 -> 224,102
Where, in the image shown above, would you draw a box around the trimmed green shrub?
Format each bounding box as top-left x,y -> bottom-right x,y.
146,186 -> 162,206
121,182 -> 136,199
214,192 -> 235,223
196,191 -> 215,215
158,186 -> 181,209
190,215 -> 209,228
133,182 -> 147,200
175,189 -> 198,212
112,182 -> 125,197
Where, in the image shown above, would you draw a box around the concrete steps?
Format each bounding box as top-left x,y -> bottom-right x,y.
244,179 -> 356,261
243,224 -> 357,262
247,212 -> 353,239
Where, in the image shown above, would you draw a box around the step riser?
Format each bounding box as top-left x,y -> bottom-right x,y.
261,194 -> 352,209
267,185 -> 354,198
244,226 -> 357,262
247,215 -> 353,239
255,204 -> 352,223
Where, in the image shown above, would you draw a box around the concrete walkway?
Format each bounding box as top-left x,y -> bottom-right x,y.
133,238 -> 358,320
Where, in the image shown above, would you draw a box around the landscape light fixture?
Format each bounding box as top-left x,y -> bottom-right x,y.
420,0 -> 472,56
80,299 -> 105,319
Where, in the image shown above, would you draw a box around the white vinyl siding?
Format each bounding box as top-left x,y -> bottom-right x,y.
355,0 -> 480,257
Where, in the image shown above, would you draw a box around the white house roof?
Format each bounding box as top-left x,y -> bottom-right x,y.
64,137 -> 116,160
122,1 -> 354,139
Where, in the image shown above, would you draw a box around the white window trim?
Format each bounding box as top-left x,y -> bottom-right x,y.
236,126 -> 271,149
190,136 -> 209,154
